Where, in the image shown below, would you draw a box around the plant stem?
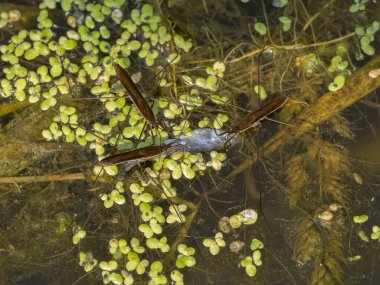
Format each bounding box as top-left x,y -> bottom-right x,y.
227,55 -> 380,178
0,173 -> 86,184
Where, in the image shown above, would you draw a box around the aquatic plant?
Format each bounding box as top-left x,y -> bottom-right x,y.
1,0 -> 380,284
0,1 -> 262,284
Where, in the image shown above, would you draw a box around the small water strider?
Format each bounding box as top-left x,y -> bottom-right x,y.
98,128 -> 239,171
113,63 -> 165,130
98,95 -> 288,170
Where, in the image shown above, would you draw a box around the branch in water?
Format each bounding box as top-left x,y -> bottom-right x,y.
227,55 -> 380,178
0,173 -> 86,184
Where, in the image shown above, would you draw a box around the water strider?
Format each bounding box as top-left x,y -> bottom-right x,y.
107,58 -> 289,263
219,95 -> 289,142
91,62 -> 173,179
113,62 -> 166,131
99,128 -> 239,171
98,144 -> 174,167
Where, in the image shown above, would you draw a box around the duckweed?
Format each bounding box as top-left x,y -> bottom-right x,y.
167,204 -> 187,224
254,85 -> 267,100
239,238 -> 264,277
146,236 -> 169,252
358,230 -> 369,242
160,179 -> 177,198
210,93 -> 230,105
173,34 -> 193,52
175,244 -> 196,268
252,250 -> 262,264
353,214 -> 368,224
128,257 -> 149,274
229,214 -> 243,229
14,90 -> 26,101
212,61 -> 226,78
172,164 -> 183,180
109,238 -> 131,258
139,223 -> 154,238
279,16 -> 292,32
213,113 -> 229,129
241,257 -> 257,277
179,89 -> 203,110
371,226 -> 380,240
328,55 -> 349,73
254,22 -> 267,35
72,226 -> 86,245
1,1 -> 272,283
203,232 -> 226,255
172,120 -> 192,136
203,240 -> 219,255
100,183 -> 126,209
206,151 -> 227,171
181,163 -> 195,179
148,261 -> 168,285
349,0 -> 368,13
355,21 -> 379,55
79,251 -> 98,272
171,270 -> 184,284
348,255 -> 362,263
104,165 -> 118,176
99,260 -> 118,271
250,238 -> 264,250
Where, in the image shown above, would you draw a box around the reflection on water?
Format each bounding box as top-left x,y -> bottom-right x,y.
1,0 -> 380,285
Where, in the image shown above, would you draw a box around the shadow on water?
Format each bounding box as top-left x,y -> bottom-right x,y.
1,0 -> 380,285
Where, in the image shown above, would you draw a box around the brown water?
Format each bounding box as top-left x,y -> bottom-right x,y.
1,1 -> 380,285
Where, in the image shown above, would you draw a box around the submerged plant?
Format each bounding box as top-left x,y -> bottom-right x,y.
1,0 -> 379,284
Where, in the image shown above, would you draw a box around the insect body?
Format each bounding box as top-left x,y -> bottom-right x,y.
113,63 -> 165,130
98,144 -> 174,166
221,95 -> 289,139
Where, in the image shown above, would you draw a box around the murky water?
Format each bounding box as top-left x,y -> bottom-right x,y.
0,1 -> 380,285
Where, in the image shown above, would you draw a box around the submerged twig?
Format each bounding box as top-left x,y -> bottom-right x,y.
0,101 -> 31,117
227,55 -> 380,178
0,173 -> 86,184
165,199 -> 200,262
225,32 -> 356,64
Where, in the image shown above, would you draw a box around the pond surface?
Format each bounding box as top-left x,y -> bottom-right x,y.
0,1 -> 379,285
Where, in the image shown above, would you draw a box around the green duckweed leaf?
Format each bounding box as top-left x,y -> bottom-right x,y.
353,214 -> 368,224
254,22 -> 267,35
279,16 -> 292,32
328,75 -> 345,92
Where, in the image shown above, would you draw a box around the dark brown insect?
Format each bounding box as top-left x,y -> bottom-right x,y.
98,144 -> 174,166
113,63 -> 165,130
221,95 -> 289,137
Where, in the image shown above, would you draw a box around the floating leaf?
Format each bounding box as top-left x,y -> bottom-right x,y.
254,22 -> 267,36
279,16 -> 292,32
328,75 -> 345,92
353,214 -> 369,224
